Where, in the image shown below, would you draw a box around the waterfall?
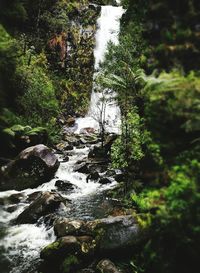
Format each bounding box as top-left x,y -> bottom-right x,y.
0,5 -> 125,273
75,5 -> 125,135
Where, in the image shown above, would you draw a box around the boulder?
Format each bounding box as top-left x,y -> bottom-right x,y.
41,235 -> 96,261
99,177 -> 112,184
0,144 -> 59,191
103,134 -> 118,152
114,173 -> 124,182
96,259 -> 121,273
0,193 -> 24,206
66,117 -> 76,127
86,215 -> 140,252
74,163 -> 90,174
41,215 -> 141,272
105,169 -> 116,177
54,218 -> 86,238
55,180 -> 78,192
62,155 -> 69,162
88,145 -> 106,159
56,142 -> 74,152
54,215 -> 141,252
16,191 -> 67,224
27,191 -> 42,202
56,142 -> 68,152
80,136 -> 99,145
65,144 -> 74,151
63,135 -> 80,146
86,172 -> 100,182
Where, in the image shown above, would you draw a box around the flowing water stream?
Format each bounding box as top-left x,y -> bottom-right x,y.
0,4 -> 124,273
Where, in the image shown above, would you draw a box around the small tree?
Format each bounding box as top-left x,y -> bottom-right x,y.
91,88 -> 114,148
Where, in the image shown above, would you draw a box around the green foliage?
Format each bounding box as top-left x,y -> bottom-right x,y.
111,109 -> 146,168
0,0 -> 28,28
16,51 -> 59,124
3,124 -> 46,138
144,70 -> 200,161
60,255 -> 79,273
131,160 -> 200,273
0,24 -> 19,109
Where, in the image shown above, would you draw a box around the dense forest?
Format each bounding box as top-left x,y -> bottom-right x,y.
0,0 -> 200,273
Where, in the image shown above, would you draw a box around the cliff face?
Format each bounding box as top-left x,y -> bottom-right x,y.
45,2 -> 100,116
0,0 -> 101,117
0,0 -> 101,155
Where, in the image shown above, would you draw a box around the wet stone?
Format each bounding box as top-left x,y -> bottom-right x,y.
55,180 -> 78,192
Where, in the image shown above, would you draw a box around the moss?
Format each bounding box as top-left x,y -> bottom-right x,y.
94,227 -> 106,244
41,241 -> 60,258
60,255 -> 79,273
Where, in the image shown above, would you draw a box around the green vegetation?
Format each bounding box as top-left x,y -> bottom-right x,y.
97,1 -> 200,272
0,0 -> 98,156
60,255 -> 79,273
0,0 -> 200,273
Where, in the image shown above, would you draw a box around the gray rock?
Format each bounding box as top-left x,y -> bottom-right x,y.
99,177 -> 112,184
65,144 -> 74,151
66,117 -> 76,127
42,215 -> 141,272
74,162 -> 90,174
54,218 -> 86,237
40,235 -> 96,261
54,215 -> 141,252
55,180 -> 77,192
62,155 -> 69,162
114,173 -> 124,182
0,193 -> 24,205
86,171 -> 100,182
0,145 -> 59,191
86,215 -> 140,251
16,191 -> 67,224
97,259 -> 121,273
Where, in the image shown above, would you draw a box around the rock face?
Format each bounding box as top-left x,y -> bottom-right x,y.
16,191 -> 67,224
96,259 -> 121,273
0,144 -> 59,191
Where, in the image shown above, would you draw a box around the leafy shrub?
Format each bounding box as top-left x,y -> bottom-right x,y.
131,160 -> 200,273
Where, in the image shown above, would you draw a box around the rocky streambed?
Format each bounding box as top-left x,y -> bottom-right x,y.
0,132 -> 142,273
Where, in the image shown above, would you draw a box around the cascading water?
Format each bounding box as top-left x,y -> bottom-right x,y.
0,4 -> 124,273
75,5 -> 124,134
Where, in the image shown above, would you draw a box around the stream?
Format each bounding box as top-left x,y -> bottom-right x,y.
0,4 -> 124,273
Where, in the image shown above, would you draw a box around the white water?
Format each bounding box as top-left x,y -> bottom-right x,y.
0,5 -> 124,273
0,147 -> 117,272
75,5 -> 124,135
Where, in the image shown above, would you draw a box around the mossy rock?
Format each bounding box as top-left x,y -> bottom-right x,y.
0,144 -> 59,191
60,255 -> 79,273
